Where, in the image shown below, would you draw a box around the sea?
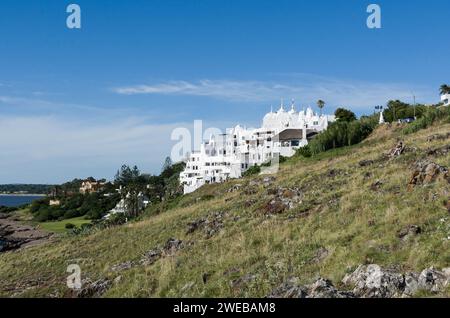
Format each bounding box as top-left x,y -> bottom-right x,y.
0,195 -> 45,207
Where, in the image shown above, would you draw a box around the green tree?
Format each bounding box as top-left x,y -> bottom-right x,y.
440,84 -> 450,95
316,100 -> 325,116
334,108 -> 356,122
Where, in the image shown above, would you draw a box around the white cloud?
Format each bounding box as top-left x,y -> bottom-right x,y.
0,115 -> 187,183
114,77 -> 434,110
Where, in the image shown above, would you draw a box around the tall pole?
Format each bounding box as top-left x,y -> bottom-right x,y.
413,95 -> 416,119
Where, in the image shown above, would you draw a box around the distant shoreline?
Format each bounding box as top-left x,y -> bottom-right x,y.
0,194 -> 46,197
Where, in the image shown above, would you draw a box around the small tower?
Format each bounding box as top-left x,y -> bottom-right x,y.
379,109 -> 385,124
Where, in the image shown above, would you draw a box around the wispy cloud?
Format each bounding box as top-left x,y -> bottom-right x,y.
0,115 -> 186,183
114,76 -> 434,110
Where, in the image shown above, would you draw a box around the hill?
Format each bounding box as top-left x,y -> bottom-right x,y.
0,120 -> 449,298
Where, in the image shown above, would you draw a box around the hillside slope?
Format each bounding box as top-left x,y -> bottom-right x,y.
1,122 -> 449,298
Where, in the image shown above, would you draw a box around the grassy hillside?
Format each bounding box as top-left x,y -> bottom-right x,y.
1,121 -> 449,297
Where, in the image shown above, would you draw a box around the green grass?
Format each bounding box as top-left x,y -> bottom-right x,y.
38,216 -> 91,233
0,121 -> 449,297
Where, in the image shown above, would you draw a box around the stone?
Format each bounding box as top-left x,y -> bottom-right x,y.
111,261 -> 135,272
342,264 -> 405,298
77,278 -> 111,298
397,225 -> 421,241
403,272 -> 420,296
267,277 -> 354,298
389,141 -> 406,157
307,278 -> 355,298
418,268 -> 448,292
266,278 -> 308,298
408,160 -> 450,190
359,160 -> 374,167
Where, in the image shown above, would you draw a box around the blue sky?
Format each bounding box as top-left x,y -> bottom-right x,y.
0,0 -> 449,184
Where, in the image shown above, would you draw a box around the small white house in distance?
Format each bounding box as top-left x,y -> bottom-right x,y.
441,93 -> 450,106
103,192 -> 149,219
179,100 -> 336,194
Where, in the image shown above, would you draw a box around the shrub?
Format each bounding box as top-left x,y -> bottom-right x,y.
403,106 -> 450,135
243,165 -> 261,177
296,145 -> 312,158
308,117 -> 377,155
65,223 -> 76,229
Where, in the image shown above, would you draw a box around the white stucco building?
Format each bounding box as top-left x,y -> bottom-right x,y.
441,93 -> 450,106
179,101 -> 335,194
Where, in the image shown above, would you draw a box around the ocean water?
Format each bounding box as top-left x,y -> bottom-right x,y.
0,195 -> 45,207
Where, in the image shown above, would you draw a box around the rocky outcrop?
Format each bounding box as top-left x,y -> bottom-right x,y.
268,264 -> 450,298
397,225 -> 421,241
0,215 -> 51,253
262,187 -> 303,215
342,264 -> 406,298
186,211 -> 226,238
267,277 -> 354,298
76,278 -> 111,298
426,132 -> 450,142
342,264 -> 450,297
407,160 -> 450,190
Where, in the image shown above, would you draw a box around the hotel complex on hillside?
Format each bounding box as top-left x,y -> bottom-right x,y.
179,101 -> 336,194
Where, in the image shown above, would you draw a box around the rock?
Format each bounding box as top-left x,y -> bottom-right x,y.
111,261 -> 135,272
261,187 -> 302,215
389,141 -> 406,157
186,212 -> 226,238
307,278 -> 355,298
0,217 -> 51,253
342,264 -> 405,298
418,268 -> 448,292
266,278 -> 308,298
231,274 -> 257,290
77,278 -> 111,298
408,160 -> 450,190
162,238 -> 184,256
310,247 -> 329,263
403,272 -> 420,296
426,144 -> 450,157
202,272 -> 211,284
426,132 -> 450,142
397,225 -> 421,241
186,219 -> 206,234
359,160 -> 374,167
227,184 -> 242,193
267,277 -> 354,298
370,180 -> 383,191
140,248 -> 162,265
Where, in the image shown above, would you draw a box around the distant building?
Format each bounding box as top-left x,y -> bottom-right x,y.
49,199 -> 61,206
441,93 -> 450,106
79,179 -> 106,194
179,100 -> 336,194
103,192 -> 150,219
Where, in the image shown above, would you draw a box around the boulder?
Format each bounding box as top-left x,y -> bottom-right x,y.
418,267 -> 449,292
408,160 -> 450,190
342,264 -> 405,298
397,225 -> 421,241
266,278 -> 308,298
77,278 -> 111,298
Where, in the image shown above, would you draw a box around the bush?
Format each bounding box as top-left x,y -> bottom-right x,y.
296,145 -> 312,158
308,117 -> 378,155
242,165 -> 261,177
403,106 -> 450,135
65,223 -> 76,229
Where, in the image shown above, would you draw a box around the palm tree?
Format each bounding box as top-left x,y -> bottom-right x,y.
316,100 -> 325,116
440,84 -> 450,95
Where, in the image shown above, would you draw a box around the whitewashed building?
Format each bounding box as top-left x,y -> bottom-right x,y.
441,93 -> 450,106
179,101 -> 335,194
